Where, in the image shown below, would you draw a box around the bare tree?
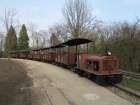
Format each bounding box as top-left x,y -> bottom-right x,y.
0,8 -> 18,59
57,24 -> 70,42
33,31 -> 44,48
0,32 -> 5,57
107,19 -> 140,72
48,25 -> 62,46
0,8 -> 18,33
62,0 -> 94,38
27,21 -> 38,48
38,30 -> 49,48
34,31 -> 39,48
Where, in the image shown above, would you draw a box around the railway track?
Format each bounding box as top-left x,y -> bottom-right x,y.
119,70 -> 140,79
105,84 -> 140,104
114,84 -> 140,98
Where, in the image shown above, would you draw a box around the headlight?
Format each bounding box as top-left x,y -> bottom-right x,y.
107,51 -> 111,56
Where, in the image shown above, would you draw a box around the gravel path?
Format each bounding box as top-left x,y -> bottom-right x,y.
13,59 -> 133,105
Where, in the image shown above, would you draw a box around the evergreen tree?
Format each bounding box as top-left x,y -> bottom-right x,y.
5,25 -> 17,58
18,24 -> 29,51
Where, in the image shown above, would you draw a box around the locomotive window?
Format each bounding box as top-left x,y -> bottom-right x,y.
103,60 -> 116,70
87,60 -> 92,69
93,61 -> 99,71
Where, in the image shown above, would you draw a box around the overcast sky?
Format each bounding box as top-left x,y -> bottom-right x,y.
0,0 -> 140,31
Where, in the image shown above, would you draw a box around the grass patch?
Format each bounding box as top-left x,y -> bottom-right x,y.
120,77 -> 140,92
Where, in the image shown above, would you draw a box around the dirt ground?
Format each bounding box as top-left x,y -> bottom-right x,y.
0,58 -> 134,105
0,59 -> 33,105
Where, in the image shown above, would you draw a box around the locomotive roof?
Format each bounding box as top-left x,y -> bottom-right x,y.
62,38 -> 92,46
87,56 -> 117,60
87,56 -> 103,60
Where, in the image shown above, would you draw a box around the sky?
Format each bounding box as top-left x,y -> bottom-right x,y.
0,0 -> 140,32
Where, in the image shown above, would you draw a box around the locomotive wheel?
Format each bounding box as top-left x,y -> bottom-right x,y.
83,71 -> 87,77
78,70 -> 83,77
91,75 -> 97,82
87,73 -> 92,79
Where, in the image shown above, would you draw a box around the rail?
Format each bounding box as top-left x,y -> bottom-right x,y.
114,84 -> 140,98
105,84 -> 140,105
119,70 -> 140,79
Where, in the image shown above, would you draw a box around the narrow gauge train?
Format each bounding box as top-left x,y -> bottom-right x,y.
10,38 -> 123,85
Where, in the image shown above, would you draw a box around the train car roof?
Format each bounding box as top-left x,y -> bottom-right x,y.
30,38 -> 92,50
31,48 -> 41,51
51,44 -> 66,48
39,47 -> 50,50
11,50 -> 29,52
30,47 -> 51,51
51,38 -> 92,48
19,50 -> 29,52
62,38 -> 92,46
11,50 -> 18,53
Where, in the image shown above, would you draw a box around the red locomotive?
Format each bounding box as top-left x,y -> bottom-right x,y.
76,53 -> 122,85
10,38 -> 123,85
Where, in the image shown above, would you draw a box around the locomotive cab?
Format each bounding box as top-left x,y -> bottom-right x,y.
86,59 -> 100,72
86,56 -> 118,74
86,56 -> 122,85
